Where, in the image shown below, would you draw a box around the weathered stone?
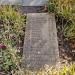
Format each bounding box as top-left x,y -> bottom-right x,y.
22,0 -> 48,6
23,13 -> 59,69
19,6 -> 45,13
0,0 -> 48,6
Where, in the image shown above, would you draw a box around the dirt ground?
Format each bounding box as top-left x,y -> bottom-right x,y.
57,23 -> 75,64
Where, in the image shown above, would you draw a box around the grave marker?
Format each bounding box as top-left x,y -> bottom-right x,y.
22,0 -> 48,6
0,0 -> 48,6
23,13 -> 59,69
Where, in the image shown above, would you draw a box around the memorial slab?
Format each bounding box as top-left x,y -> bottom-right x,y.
23,13 -> 59,69
0,0 -> 48,6
22,0 -> 48,6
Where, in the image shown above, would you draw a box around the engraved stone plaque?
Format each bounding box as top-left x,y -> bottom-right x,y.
23,13 -> 59,69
